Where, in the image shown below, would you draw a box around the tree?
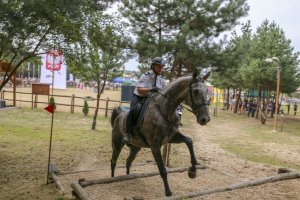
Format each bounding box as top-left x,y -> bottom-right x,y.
212,19 -> 300,123
121,0 -> 249,74
241,20 -> 300,122
0,0 -> 114,91
67,15 -> 130,130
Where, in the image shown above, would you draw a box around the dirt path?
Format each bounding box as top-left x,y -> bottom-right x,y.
58,113 -> 300,200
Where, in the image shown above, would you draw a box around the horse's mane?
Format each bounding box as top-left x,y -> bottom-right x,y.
160,75 -> 191,94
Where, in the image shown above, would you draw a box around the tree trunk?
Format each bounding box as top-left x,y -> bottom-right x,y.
223,87 -> 227,107
256,84 -> 261,119
80,165 -> 206,188
233,88 -> 236,99
71,183 -> 90,200
158,0 -> 162,55
234,88 -> 241,113
226,87 -> 230,110
261,84 -> 271,124
165,171 -> 300,200
50,172 -> 65,194
91,78 -> 107,130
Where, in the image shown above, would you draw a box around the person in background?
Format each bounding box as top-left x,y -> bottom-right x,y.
294,103 -> 298,116
287,103 -> 290,115
176,104 -> 183,126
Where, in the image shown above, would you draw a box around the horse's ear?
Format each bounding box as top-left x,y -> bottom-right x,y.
202,71 -> 211,81
192,68 -> 199,79
192,72 -> 197,79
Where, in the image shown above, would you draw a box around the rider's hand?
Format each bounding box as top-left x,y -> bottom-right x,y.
150,87 -> 160,93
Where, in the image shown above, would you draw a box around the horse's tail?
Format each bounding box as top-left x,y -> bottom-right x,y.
111,107 -> 122,127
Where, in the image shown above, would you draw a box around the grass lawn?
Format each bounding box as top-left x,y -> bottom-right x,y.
207,109 -> 300,171
0,94 -> 299,199
0,107 -> 153,200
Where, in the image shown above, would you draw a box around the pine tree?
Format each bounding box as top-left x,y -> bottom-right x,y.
120,0 -> 249,73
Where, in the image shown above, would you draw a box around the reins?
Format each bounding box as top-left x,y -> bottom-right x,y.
154,79 -> 209,115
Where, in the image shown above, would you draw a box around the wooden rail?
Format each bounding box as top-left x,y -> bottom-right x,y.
0,90 -> 129,117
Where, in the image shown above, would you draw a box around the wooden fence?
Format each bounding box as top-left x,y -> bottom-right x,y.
0,90 -> 129,117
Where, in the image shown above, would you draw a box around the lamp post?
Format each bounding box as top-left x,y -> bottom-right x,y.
265,57 -> 281,132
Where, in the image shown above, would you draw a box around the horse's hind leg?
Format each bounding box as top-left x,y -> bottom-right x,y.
126,146 -> 141,175
151,146 -> 172,196
111,133 -> 125,177
169,133 -> 198,178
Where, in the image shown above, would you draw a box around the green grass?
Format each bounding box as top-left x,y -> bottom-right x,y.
211,109 -> 300,171
223,143 -> 300,171
1,106 -> 299,199
0,108 -> 113,200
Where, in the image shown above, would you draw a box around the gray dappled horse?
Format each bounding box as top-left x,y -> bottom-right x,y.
110,72 -> 210,196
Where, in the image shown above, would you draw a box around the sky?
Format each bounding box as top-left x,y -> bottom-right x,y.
124,0 -> 300,71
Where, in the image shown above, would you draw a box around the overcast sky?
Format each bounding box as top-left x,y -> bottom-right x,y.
124,0 -> 300,71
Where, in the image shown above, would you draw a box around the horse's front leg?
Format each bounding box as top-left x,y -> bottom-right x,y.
151,145 -> 172,196
169,133 -> 198,178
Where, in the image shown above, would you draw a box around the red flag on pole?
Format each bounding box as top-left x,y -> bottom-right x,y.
44,104 -> 54,114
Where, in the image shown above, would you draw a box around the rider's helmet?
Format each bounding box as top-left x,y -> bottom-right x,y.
151,57 -> 165,69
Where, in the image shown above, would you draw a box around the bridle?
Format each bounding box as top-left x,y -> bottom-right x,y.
155,78 -> 209,115
188,79 -> 209,115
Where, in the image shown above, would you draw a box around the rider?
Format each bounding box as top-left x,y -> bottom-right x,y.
123,57 -> 167,144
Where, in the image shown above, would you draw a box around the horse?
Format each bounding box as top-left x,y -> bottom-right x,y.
110,72 -> 210,196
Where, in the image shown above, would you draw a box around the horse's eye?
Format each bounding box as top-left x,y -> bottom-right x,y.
193,88 -> 200,94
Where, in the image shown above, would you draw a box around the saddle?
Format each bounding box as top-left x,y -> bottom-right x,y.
132,97 -> 150,129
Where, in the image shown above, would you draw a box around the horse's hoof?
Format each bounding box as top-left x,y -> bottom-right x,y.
188,167 -> 197,179
165,191 -> 172,197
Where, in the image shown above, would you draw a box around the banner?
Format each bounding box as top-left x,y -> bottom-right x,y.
40,50 -> 67,89
213,88 -> 224,103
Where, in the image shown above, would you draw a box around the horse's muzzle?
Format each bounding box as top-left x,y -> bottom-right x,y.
197,116 -> 210,125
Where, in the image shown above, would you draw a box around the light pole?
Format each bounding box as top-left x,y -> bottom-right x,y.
265,57 -> 281,132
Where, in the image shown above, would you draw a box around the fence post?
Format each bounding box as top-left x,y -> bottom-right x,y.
34,94 -> 38,108
280,114 -> 284,132
105,97 -> 109,118
31,93 -> 33,109
2,90 -> 5,100
71,94 -> 75,114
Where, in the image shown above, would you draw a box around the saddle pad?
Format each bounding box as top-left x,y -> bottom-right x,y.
134,97 -> 150,128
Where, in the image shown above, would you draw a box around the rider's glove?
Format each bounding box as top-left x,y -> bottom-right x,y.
150,87 -> 160,93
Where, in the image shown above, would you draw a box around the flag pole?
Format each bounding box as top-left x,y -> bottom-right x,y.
46,50 -> 56,184
46,106 -> 55,184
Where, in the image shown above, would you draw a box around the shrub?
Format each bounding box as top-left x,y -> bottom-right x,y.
82,100 -> 89,116
49,96 -> 56,110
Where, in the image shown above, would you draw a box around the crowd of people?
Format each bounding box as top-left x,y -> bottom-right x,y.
228,97 -> 298,117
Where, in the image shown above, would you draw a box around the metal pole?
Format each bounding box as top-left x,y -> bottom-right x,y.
46,109 -> 54,184
273,63 -> 281,132
51,51 -> 55,96
46,50 -> 56,184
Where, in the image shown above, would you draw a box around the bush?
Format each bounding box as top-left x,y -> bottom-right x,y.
82,100 -> 89,116
49,96 -> 56,110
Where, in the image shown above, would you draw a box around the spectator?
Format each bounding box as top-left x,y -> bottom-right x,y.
242,99 -> 247,114
238,100 -> 243,114
294,103 -> 298,116
262,100 -> 266,112
247,100 -> 253,117
287,103 -> 290,115
251,100 -> 257,118
176,104 -> 183,126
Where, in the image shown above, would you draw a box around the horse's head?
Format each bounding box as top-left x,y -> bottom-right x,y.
185,71 -> 211,125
